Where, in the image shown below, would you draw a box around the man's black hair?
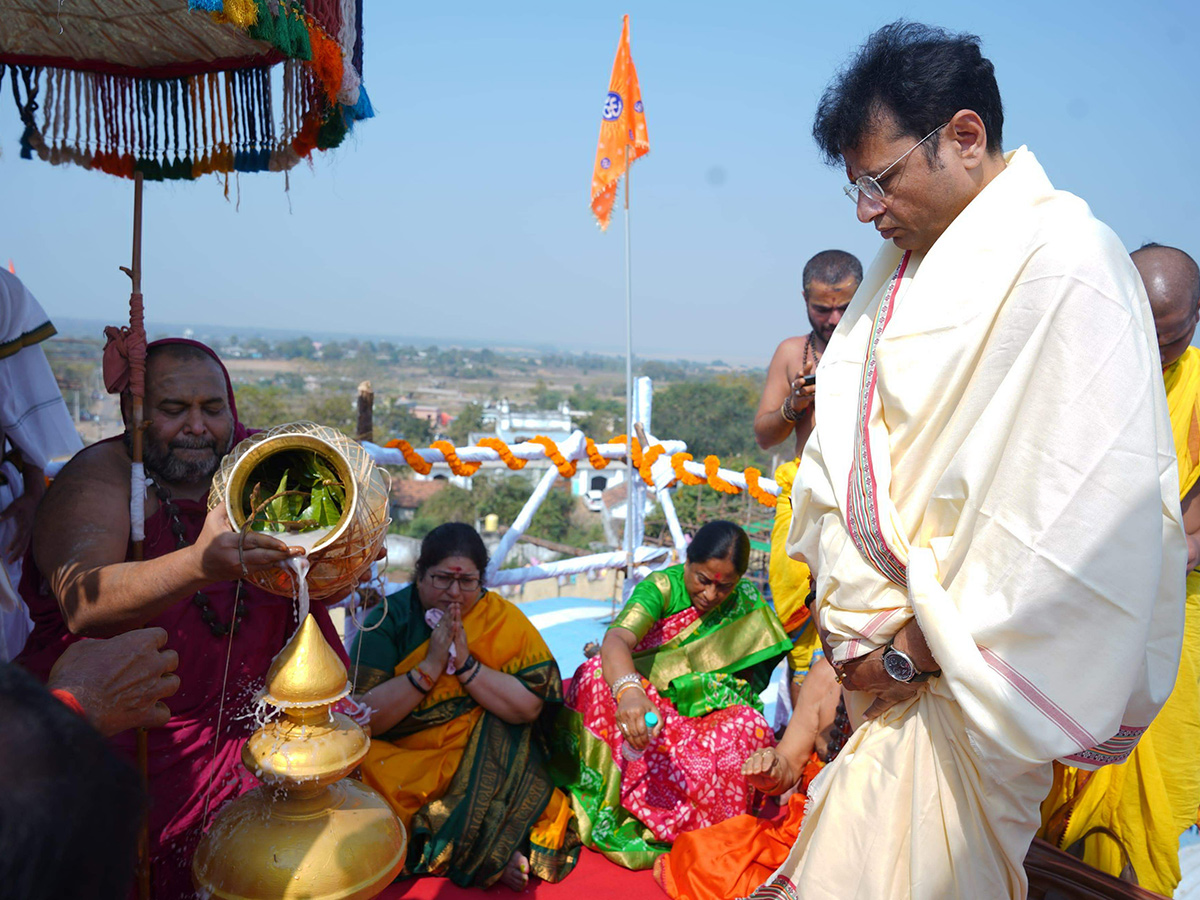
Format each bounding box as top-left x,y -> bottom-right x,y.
0,663 -> 144,900
803,250 -> 863,293
813,21 -> 1004,164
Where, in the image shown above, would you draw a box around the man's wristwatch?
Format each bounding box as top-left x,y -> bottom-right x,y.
881,642 -> 940,683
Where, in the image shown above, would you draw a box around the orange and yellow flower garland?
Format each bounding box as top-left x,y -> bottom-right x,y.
381,434 -> 780,508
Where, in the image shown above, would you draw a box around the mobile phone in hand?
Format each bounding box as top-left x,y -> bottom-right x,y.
800,373 -> 817,387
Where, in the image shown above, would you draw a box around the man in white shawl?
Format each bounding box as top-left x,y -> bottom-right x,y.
0,269 -> 81,661
751,23 -> 1185,900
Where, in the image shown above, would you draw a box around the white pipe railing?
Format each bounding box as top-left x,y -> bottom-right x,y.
483,431 -> 586,583
487,546 -> 671,585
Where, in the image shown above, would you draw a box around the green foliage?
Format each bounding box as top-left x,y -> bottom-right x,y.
532,378 -> 564,409
245,450 -> 346,534
276,337 -> 317,359
651,376 -> 766,462
234,383 -> 293,427
233,382 -> 357,435
301,394 -> 356,435
640,360 -> 693,382
404,483 -> 477,537
375,403 -> 434,444
445,402 -> 484,445
569,387 -> 624,439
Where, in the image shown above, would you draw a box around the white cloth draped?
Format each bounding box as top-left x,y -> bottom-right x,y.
0,269 -> 82,661
772,147 -> 1185,899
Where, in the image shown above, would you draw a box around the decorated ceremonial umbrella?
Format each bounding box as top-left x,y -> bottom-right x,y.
0,0 -> 370,180
1,0 -> 372,539
0,5 -> 372,895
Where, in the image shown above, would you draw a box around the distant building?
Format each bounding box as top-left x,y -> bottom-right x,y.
478,398 -> 575,445
457,398 -> 628,506
389,477 -> 447,522
410,404 -> 452,429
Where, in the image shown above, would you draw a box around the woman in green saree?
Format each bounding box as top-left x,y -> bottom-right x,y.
552,520 -> 792,869
350,523 -> 580,891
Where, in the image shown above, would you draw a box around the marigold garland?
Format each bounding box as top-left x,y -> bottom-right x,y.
639,444 -> 667,484
609,435 -> 651,473
384,438 -> 432,475
704,456 -> 741,495
744,467 -> 778,508
670,452 -> 705,486
585,438 -> 609,470
430,440 -> 482,477
477,437 -> 527,470
378,433 -> 783,508
530,436 -> 578,478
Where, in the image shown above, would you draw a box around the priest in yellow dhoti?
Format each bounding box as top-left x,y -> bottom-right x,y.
754,251 -> 862,703
1038,244 -> 1200,895
746,23 -> 1185,900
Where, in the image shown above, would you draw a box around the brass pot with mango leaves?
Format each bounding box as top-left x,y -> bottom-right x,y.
208,421 -> 391,602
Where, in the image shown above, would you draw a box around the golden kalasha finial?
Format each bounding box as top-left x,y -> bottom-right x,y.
263,613 -> 351,709
192,615 -> 405,900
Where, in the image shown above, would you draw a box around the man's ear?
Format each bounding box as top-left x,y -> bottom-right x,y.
947,110 -> 988,169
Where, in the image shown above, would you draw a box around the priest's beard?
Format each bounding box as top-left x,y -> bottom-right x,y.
126,431 -> 232,486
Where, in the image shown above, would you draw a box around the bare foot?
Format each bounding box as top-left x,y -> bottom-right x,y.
500,850 -> 530,892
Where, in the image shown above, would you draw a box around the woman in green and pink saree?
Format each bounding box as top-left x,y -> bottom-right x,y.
552,521 -> 792,870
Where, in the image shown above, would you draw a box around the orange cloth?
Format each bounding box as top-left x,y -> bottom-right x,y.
590,14 -> 649,230
653,756 -> 824,900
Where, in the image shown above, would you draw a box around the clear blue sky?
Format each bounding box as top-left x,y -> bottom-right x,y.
2,0 -> 1196,364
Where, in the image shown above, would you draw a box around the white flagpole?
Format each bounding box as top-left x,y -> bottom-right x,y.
623,142 -> 635,596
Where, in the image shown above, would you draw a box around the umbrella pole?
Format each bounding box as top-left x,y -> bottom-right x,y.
123,172 -> 152,900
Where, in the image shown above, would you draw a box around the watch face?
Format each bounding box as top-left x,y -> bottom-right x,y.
883,648 -> 916,683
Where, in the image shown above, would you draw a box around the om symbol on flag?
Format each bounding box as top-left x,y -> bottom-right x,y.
603,91 -> 623,120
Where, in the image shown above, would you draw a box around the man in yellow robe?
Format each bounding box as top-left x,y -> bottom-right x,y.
754,251 -> 862,704
751,23 -> 1184,900
1038,243 -> 1200,894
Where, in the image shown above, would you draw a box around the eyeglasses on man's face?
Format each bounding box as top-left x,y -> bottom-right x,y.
427,571 -> 481,593
843,123 -> 949,205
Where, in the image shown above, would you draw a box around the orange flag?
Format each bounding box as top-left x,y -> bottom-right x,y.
590,15 -> 649,230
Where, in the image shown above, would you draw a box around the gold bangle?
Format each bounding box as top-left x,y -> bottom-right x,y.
780,397 -> 799,423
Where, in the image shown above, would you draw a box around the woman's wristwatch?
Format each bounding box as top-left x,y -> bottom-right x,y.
457,654 -> 482,686
881,642 -> 941,683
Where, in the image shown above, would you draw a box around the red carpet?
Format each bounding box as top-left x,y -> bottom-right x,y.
378,846 -> 661,899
